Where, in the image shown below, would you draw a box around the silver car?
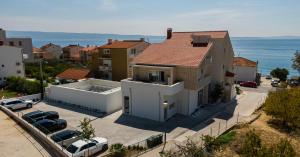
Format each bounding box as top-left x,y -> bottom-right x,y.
1,98 -> 33,110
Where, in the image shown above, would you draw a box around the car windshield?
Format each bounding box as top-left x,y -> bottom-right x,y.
66,145 -> 78,154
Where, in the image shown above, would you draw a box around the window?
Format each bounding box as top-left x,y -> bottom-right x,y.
0,41 -> 3,46
1,64 -> 4,67
124,96 -> 130,114
17,70 -> 21,74
149,71 -> 159,82
16,62 -> 21,66
103,49 -> 110,55
9,41 -> 14,46
18,41 -> 22,46
3,77 -> 6,80
131,49 -> 137,56
80,144 -> 89,151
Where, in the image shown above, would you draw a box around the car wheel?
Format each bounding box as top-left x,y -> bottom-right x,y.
102,144 -> 108,151
27,103 -> 32,108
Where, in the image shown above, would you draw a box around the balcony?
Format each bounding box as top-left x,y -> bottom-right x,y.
122,78 -> 184,95
99,66 -> 112,71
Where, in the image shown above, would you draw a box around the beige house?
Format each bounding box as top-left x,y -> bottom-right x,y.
63,44 -> 84,62
233,57 -> 258,83
121,29 -> 235,122
40,43 -> 62,59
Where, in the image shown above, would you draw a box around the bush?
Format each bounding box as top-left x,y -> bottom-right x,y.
110,143 -> 126,157
216,131 -> 236,145
211,84 -> 224,102
240,130 -> 262,157
235,86 -> 241,95
273,139 -> 296,157
264,88 -> 300,129
5,76 -> 41,94
270,68 -> 289,81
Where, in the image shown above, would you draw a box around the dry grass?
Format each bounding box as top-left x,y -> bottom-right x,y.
214,111 -> 300,157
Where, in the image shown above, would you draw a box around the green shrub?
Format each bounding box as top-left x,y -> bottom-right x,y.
5,76 -> 41,94
235,86 -> 241,95
273,139 -> 296,157
110,143 -> 126,157
211,84 -> 224,102
240,130 -> 262,157
216,131 -> 236,145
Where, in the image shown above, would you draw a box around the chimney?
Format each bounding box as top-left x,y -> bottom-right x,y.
140,38 -> 145,42
108,39 -> 113,45
167,28 -> 172,39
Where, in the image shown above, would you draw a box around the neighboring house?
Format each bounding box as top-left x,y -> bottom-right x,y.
91,38 -> 150,81
32,47 -> 55,61
0,28 -> 34,62
40,43 -> 63,59
233,57 -> 258,83
62,44 -> 84,62
121,29 -> 235,122
56,68 -> 91,82
80,46 -> 98,64
0,46 -> 25,84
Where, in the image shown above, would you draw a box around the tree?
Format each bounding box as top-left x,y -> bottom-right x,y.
211,84 -> 224,102
79,118 -> 95,140
264,88 -> 300,129
270,68 -> 289,81
292,51 -> 300,74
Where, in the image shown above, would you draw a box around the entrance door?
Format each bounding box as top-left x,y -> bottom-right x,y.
198,89 -> 203,107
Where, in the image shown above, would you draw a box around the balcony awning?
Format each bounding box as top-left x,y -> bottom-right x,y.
225,71 -> 235,77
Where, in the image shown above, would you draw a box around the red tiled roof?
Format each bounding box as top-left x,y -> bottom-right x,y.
99,41 -> 144,49
133,31 -> 228,67
233,57 -> 257,67
56,68 -> 90,80
81,46 -> 98,52
63,45 -> 84,50
32,47 -> 43,53
41,43 -> 60,50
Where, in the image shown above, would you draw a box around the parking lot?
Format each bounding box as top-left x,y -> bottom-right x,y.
15,101 -> 162,145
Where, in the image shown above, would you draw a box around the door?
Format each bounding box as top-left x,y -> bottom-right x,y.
164,107 -> 168,120
198,89 -> 203,107
160,71 -> 165,82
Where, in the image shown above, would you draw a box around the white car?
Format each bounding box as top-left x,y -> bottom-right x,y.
66,137 -> 108,157
1,98 -> 33,110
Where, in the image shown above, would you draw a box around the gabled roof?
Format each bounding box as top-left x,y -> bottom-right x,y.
41,43 -> 60,50
133,31 -> 228,67
56,68 -> 90,80
81,46 -> 98,53
99,41 -> 145,49
234,57 -> 257,67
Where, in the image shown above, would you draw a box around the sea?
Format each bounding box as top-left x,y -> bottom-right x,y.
6,31 -> 300,77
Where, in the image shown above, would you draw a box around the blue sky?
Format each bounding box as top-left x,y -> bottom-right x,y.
1,0 -> 300,36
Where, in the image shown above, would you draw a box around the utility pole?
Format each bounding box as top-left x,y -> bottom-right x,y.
39,59 -> 44,100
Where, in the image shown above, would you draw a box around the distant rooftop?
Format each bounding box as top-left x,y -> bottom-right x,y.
234,57 -> 257,67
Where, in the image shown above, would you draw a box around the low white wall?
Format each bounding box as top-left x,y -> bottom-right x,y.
1,93 -> 41,101
234,66 -> 257,82
46,85 -> 122,114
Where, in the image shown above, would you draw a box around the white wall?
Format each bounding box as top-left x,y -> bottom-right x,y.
46,81 -> 122,114
234,66 -> 257,82
0,46 -> 25,84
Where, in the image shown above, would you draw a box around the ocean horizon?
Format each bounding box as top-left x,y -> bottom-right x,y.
6,31 -> 300,77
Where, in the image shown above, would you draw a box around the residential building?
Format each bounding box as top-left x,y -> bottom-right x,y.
233,57 -> 258,83
121,29 -> 235,122
0,28 -> 34,62
56,68 -> 91,82
91,39 -> 150,81
80,46 -> 98,64
40,43 -> 63,59
62,44 -> 84,62
33,47 -> 55,61
0,46 -> 25,84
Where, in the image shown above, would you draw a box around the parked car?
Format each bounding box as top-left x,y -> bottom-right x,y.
265,75 -> 272,79
1,98 -> 33,111
22,110 -> 59,124
66,137 -> 108,157
33,119 -> 67,134
271,80 -> 279,87
51,130 -> 81,147
240,81 -> 257,88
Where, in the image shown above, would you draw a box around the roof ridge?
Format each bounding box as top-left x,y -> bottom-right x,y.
173,30 -> 228,33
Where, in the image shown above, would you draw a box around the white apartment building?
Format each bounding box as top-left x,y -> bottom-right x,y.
0,46 -> 25,84
121,29 -> 235,122
0,28 -> 34,62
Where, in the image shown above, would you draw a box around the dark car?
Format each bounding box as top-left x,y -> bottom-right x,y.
33,119 -> 67,134
51,130 -> 81,147
240,81 -> 257,88
22,111 -> 59,124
